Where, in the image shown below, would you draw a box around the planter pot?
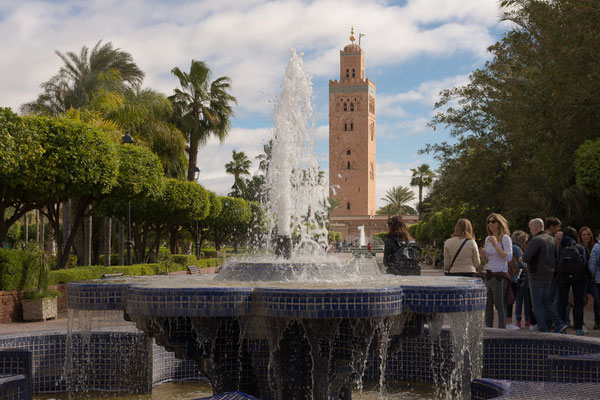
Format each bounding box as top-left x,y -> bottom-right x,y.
22,297 -> 58,321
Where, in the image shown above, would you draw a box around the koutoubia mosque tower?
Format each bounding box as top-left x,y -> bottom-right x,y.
329,28 -> 415,241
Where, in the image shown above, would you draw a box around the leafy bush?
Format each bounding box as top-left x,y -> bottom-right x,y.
328,231 -> 342,242
0,245 -> 43,291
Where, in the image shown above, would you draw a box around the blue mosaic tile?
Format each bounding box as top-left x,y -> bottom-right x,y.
196,391 -> 259,400
474,378 -> 600,399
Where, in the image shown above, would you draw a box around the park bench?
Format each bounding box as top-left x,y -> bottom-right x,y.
187,265 -> 200,275
101,273 -> 124,279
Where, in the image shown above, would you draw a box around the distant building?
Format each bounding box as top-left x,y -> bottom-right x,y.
328,28 -> 417,242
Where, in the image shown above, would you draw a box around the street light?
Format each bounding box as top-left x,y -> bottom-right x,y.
192,166 -> 201,260
121,131 -> 134,266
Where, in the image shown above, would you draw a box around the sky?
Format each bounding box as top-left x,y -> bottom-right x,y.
0,0 -> 510,209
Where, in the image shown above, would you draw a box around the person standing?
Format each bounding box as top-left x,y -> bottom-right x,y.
383,215 -> 420,275
479,213 -> 513,329
510,230 -> 534,330
443,218 -> 481,277
523,218 -> 567,333
556,226 -> 587,336
589,230 -> 600,327
578,226 -> 600,330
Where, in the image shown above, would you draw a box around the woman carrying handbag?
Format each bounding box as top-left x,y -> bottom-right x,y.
443,218 -> 482,277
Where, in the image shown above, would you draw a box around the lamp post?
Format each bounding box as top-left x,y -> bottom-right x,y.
121,131 -> 135,266
191,166 -> 201,260
230,182 -> 239,253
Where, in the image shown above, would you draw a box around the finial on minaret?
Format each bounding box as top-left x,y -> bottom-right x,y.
350,26 -> 355,43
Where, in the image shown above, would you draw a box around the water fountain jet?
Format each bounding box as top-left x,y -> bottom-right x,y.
65,50 -> 486,400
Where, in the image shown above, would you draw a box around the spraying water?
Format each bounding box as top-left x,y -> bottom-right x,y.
265,49 -> 328,256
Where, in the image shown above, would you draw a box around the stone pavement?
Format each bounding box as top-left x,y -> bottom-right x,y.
2,254 -> 600,338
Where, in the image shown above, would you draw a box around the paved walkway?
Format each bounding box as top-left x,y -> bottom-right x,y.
2,255 -> 600,338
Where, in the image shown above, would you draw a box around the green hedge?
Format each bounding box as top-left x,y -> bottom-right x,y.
48,258 -> 221,284
49,264 -> 161,284
1,246 -> 223,289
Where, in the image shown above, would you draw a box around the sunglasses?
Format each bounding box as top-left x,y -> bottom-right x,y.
487,220 -> 498,224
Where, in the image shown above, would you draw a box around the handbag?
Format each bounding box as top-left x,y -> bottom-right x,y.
445,238 -> 469,275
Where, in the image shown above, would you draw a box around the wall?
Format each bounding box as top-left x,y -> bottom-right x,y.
0,284 -> 67,323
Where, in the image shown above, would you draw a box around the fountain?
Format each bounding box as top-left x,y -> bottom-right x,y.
64,50 -> 487,399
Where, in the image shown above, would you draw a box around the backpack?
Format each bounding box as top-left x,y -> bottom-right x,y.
507,254 -> 519,278
556,244 -> 586,282
389,239 -> 421,276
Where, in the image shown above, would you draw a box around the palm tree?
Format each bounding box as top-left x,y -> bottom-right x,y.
410,164 -> 436,208
168,60 -> 237,181
225,150 -> 252,185
21,40 -> 144,115
94,86 -> 187,179
381,186 -> 415,214
376,204 -> 400,217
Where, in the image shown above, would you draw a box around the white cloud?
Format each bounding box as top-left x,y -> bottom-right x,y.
0,0 -> 504,199
375,159 -> 422,209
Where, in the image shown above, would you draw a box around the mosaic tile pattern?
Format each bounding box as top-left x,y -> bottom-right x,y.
252,287 -> 403,318
482,333 -> 600,382
126,287 -> 254,318
401,282 -> 486,313
66,282 -> 128,310
196,391 -> 260,400
67,277 -> 486,317
4,328 -> 600,397
474,378 -> 600,399
0,349 -> 32,400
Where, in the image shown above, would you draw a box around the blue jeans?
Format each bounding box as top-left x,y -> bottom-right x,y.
529,278 -> 563,332
515,277 -> 532,323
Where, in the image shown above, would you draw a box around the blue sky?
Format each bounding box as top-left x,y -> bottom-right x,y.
0,0 -> 509,208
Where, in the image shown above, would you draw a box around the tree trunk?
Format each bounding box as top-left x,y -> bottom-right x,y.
187,141 -> 199,181
24,212 -> 28,244
119,221 -> 125,266
62,200 -> 71,249
83,206 -> 92,266
35,210 -> 39,244
169,226 -> 179,254
104,217 -> 111,266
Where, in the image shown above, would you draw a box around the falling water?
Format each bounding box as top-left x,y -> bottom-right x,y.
265,49 -> 329,254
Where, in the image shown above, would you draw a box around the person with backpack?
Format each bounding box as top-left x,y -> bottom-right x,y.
479,213 -> 513,329
383,215 -> 420,275
556,226 -> 588,336
443,218 -> 481,277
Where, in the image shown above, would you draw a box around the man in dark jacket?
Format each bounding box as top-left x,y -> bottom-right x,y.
523,218 -> 567,333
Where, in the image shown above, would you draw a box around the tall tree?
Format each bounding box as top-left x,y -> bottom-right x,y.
410,164 -> 435,208
169,60 -> 237,181
225,150 -> 252,185
426,0 -> 600,227
381,186 -> 415,214
21,40 -> 144,115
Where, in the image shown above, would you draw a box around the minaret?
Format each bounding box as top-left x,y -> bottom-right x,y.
329,27 -> 376,217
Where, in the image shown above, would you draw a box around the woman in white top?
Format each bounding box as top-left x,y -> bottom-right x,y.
444,218 -> 481,277
479,213 -> 513,329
